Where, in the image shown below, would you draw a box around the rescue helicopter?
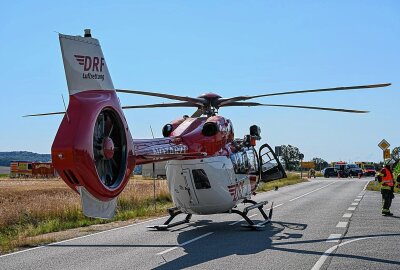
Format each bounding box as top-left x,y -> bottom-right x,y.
26,29 -> 391,230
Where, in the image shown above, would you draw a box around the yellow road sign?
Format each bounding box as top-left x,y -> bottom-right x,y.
301,162 -> 315,169
378,139 -> 390,151
384,149 -> 391,159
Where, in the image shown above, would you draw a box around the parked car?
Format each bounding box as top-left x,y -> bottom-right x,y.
323,167 -> 337,178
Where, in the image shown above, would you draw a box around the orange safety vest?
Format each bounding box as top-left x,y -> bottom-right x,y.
382,168 -> 394,187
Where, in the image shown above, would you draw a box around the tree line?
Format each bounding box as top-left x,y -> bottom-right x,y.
279,145 -> 328,171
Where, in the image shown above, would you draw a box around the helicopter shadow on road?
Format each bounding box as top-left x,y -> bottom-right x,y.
153,219 -> 307,270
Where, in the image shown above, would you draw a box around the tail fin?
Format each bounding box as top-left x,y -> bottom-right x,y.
53,30 -> 135,219
59,29 -> 114,95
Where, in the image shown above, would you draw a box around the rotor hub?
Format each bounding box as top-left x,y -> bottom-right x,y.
102,136 -> 115,160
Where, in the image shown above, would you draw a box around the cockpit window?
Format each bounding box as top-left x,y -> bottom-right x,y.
192,169 -> 211,189
230,149 -> 259,174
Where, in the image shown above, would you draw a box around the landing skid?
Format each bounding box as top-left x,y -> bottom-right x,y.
147,200 -> 273,231
146,207 -> 192,231
229,199 -> 273,230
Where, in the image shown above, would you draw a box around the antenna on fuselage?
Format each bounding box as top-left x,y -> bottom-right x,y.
61,94 -> 70,123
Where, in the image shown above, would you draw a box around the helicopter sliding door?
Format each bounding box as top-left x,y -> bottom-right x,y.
258,144 -> 287,182
180,168 -> 199,205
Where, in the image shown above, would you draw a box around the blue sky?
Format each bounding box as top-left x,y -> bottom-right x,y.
0,1 -> 398,162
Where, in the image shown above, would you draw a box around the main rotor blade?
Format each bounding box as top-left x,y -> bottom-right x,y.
122,102 -> 197,109
222,102 -> 369,113
217,83 -> 391,106
116,89 -> 205,106
23,111 -> 65,117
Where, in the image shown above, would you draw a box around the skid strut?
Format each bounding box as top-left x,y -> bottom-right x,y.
147,207 -> 192,231
229,199 -> 274,230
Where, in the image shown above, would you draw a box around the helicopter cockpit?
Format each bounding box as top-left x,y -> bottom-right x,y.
229,146 -> 259,175
229,125 -> 287,182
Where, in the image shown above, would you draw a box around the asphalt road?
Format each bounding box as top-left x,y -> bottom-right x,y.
1,177 -> 400,270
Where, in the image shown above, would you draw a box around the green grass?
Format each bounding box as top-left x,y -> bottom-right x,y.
366,180 -> 400,193
257,173 -> 308,192
0,194 -> 172,253
0,174 -> 9,178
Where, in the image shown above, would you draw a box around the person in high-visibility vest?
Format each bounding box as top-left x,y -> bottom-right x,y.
376,163 -> 395,216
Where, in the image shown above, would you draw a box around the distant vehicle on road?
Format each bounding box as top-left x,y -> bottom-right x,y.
362,164 -> 376,176
355,162 -> 376,177
345,164 -> 363,177
323,167 -> 337,178
333,162 -> 349,178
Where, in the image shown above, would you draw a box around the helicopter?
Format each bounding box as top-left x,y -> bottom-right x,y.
26,29 -> 391,230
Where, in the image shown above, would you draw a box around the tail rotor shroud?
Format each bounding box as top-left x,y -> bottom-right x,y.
52,90 -> 135,202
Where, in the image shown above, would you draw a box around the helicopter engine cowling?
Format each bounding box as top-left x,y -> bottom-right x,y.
52,90 -> 135,202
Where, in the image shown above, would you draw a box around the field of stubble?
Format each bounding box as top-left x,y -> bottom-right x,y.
0,177 -> 172,254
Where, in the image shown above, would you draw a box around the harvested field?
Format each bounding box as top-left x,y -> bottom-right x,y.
0,177 -> 172,254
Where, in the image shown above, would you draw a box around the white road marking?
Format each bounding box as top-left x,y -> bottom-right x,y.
157,232 -> 214,255
311,237 -> 370,270
229,214 -> 257,226
351,202 -> 359,206
314,181 -> 370,269
363,181 -> 369,191
289,182 -> 336,202
336,221 -> 348,228
0,216 -> 167,258
326,234 -> 342,243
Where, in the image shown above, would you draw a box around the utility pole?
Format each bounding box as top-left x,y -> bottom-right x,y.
150,125 -> 156,212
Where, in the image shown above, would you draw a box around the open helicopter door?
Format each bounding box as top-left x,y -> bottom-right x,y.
258,144 -> 287,182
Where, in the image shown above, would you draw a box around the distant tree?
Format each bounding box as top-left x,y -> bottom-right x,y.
0,151 -> 51,166
280,145 -> 301,171
312,157 -> 328,171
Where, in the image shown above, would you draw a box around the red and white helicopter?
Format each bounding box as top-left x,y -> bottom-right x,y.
27,29 -> 390,229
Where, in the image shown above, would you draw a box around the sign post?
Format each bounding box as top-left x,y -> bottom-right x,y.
275,146 -> 282,157
378,139 -> 391,162
299,153 -> 304,179
384,149 -> 391,160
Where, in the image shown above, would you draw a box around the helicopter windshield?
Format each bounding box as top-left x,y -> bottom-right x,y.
230,148 -> 259,174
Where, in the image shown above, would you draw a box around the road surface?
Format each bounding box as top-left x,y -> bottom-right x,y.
1,177 -> 400,269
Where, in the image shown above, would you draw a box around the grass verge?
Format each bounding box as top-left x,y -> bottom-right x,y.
257,173 -> 308,192
366,180 -> 400,193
